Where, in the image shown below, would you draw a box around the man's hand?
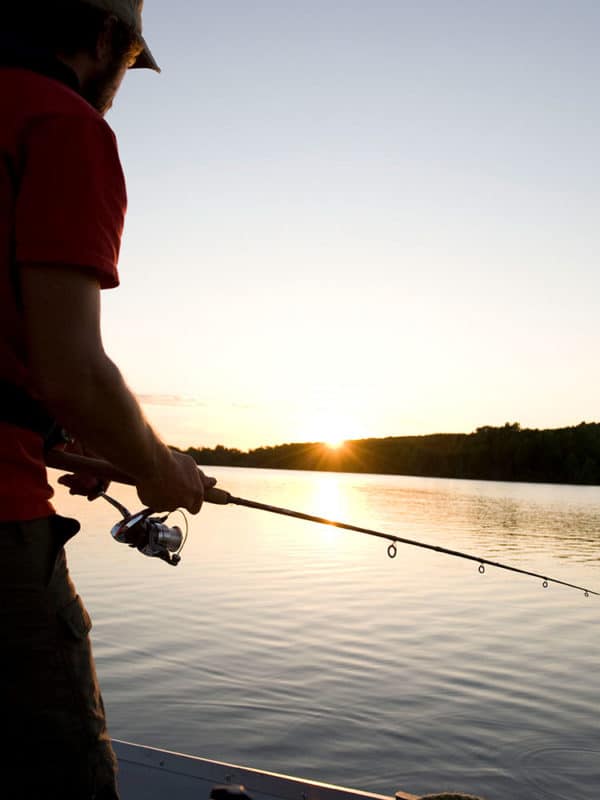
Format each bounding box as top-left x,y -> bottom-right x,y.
55,439 -> 110,500
57,472 -> 109,501
136,449 -> 216,514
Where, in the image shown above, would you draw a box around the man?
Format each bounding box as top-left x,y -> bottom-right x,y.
0,2 -> 214,796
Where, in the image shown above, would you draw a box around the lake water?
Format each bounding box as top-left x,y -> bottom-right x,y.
51,467 -> 600,800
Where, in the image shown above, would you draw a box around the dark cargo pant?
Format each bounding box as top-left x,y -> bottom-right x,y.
0,514 -> 119,799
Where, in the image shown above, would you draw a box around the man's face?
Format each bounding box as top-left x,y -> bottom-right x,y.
79,21 -> 141,116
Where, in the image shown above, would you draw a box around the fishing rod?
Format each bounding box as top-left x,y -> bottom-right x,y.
45,450 -> 599,596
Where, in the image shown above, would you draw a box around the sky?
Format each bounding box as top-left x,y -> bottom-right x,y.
102,0 -> 600,451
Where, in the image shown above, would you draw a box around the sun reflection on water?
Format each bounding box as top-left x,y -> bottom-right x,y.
305,474 -> 352,551
311,474 -> 347,519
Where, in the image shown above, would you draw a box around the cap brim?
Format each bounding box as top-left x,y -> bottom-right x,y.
130,36 -> 160,73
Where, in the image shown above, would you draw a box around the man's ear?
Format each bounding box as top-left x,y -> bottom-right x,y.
94,14 -> 118,63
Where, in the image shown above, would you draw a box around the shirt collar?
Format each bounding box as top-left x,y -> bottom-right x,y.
0,33 -> 81,94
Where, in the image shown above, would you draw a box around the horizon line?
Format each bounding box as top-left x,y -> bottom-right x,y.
174,420 -> 599,454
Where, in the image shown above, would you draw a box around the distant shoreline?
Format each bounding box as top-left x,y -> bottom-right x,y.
177,422 -> 600,487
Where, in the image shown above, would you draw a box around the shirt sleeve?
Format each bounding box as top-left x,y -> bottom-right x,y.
15,112 -> 126,289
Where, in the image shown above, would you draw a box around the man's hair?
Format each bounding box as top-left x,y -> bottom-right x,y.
2,1 -> 142,64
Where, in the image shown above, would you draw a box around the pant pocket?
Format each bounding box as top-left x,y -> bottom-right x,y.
56,595 -> 120,797
56,593 -> 106,738
58,593 -> 93,639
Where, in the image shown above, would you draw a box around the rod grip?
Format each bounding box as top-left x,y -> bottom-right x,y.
204,487 -> 231,505
45,450 -> 135,484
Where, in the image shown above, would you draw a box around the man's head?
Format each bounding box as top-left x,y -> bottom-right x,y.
1,1 -> 159,115
67,1 -> 160,73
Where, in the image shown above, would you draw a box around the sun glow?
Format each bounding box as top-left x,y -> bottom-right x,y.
299,403 -> 357,454
315,416 -> 353,452
324,438 -> 346,450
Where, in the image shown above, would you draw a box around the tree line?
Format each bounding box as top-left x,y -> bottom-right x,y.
178,422 -> 600,486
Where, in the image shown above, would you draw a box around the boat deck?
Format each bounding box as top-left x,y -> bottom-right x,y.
113,741 -> 418,800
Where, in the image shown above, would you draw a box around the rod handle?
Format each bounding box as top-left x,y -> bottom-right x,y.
204,486 -> 232,505
45,450 -> 135,484
45,450 -> 231,504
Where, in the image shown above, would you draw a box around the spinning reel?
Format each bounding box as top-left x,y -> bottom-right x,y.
100,493 -> 187,566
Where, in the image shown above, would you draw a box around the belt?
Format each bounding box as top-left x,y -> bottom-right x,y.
0,378 -> 69,449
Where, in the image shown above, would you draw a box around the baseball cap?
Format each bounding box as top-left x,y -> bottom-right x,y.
84,0 -> 160,72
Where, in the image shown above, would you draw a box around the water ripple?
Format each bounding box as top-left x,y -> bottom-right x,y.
55,470 -> 600,800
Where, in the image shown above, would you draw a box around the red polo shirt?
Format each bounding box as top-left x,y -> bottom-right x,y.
0,67 -> 126,521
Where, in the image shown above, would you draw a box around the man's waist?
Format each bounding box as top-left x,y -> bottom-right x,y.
0,378 -> 69,449
0,425 -> 55,522
0,378 -> 54,435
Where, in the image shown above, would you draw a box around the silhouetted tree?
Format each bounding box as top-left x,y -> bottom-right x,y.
181,423 -> 600,486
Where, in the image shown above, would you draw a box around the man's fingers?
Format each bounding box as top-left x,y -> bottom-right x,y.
58,472 -> 99,496
189,499 -> 202,515
199,471 -> 217,489
187,484 -> 204,515
86,478 -> 110,501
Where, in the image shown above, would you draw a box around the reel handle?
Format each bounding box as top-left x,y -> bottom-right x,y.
45,450 -> 231,505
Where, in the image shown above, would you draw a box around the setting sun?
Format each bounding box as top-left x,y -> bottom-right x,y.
307,409 -> 358,453
324,439 -> 346,450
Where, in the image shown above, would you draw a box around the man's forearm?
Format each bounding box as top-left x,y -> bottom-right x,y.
21,266 -> 208,513
41,353 -> 171,482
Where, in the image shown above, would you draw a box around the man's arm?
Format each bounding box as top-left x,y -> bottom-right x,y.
21,263 -> 211,513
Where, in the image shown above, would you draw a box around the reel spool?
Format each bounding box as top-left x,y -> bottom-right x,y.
101,494 -> 187,566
